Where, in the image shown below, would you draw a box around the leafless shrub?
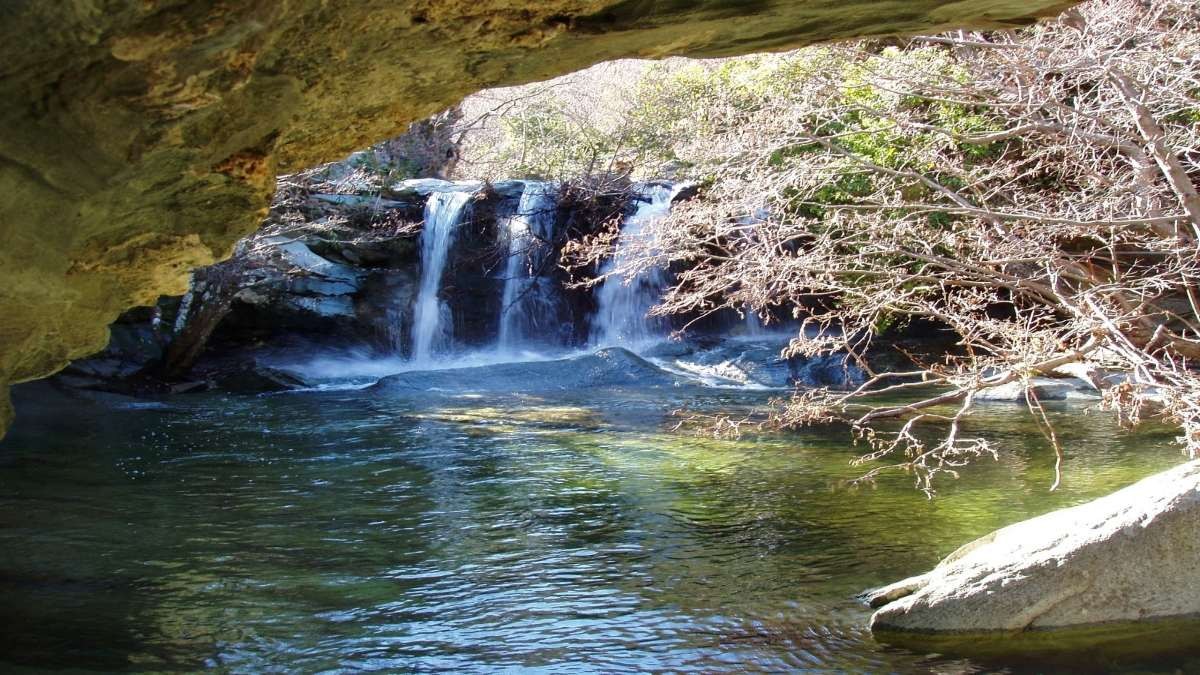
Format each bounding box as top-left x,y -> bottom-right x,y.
566,0 -> 1200,493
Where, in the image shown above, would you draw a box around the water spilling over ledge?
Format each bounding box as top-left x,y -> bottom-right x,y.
591,183 -> 682,350
498,182 -> 561,354
411,190 -> 474,364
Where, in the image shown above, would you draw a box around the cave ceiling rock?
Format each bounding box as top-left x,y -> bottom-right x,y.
0,0 -> 1078,434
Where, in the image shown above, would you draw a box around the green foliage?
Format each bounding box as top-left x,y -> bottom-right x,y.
1163,107 -> 1200,125
349,150 -> 420,184
496,101 -> 621,177
485,40 -> 1034,218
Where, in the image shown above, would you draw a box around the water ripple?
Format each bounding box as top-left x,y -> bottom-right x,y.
0,384 -> 1189,672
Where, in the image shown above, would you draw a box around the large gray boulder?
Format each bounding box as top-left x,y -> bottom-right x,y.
866,460 -> 1200,636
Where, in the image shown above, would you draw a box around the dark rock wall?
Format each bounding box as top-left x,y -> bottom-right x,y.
54,181 -> 632,394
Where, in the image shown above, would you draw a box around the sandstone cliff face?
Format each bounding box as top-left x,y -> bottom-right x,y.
0,0 -> 1078,434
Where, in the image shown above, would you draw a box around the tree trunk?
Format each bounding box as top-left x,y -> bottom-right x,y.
160,263 -> 241,378
1108,68 -> 1200,239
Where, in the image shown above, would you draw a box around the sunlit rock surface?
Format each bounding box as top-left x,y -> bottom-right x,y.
866,460 -> 1200,639
0,0 -> 1079,433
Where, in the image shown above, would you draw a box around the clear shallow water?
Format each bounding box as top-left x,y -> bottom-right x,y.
0,376 -> 1193,672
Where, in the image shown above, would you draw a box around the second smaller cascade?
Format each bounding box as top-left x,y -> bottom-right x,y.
590,183 -> 681,350
497,182 -> 560,353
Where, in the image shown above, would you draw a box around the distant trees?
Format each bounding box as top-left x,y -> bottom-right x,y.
558,0 -> 1200,491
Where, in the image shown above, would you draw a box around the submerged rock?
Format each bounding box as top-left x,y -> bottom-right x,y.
372,348 -> 680,394
205,362 -> 310,394
974,376 -> 1096,403
866,460 -> 1200,640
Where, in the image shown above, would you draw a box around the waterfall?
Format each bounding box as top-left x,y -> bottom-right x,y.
411,190 -> 472,364
384,301 -> 407,354
590,183 -> 680,349
497,182 -> 559,353
743,308 -> 767,337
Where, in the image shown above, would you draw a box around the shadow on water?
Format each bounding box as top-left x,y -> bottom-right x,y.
0,367 -> 1194,672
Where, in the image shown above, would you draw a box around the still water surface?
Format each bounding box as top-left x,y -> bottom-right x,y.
0,377 -> 1191,672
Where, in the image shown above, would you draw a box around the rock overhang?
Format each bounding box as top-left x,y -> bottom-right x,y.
0,0 -> 1080,435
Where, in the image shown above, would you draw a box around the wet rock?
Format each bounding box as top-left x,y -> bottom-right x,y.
204,362 -> 310,394
867,460 -> 1200,637
791,354 -> 866,389
730,344 -> 795,388
674,340 -> 794,388
975,377 -> 1086,403
648,339 -> 865,389
52,300 -> 178,391
641,342 -> 697,360
372,348 -> 680,394
169,381 -> 209,395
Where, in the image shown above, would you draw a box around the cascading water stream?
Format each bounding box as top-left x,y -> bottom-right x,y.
590,182 -> 681,350
411,190 -> 472,364
743,308 -> 767,337
497,182 -> 559,353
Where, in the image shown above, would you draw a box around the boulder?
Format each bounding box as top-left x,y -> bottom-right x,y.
204,361 -> 311,394
792,354 -> 866,389
866,460 -> 1200,639
640,342 -> 697,360
732,345 -> 796,388
227,237 -> 368,324
266,239 -> 363,284
974,376 -> 1090,403
667,340 -> 795,388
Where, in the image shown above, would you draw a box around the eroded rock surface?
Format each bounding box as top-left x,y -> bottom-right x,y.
0,0 -> 1080,434
866,460 -> 1200,638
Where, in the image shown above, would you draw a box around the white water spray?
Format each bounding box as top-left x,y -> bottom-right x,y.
411,190 -> 472,364
590,183 -> 681,350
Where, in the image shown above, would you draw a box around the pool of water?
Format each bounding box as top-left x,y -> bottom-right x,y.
0,374 -> 1192,672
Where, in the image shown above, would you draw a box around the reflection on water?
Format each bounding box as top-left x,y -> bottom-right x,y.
0,380 -> 1192,672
